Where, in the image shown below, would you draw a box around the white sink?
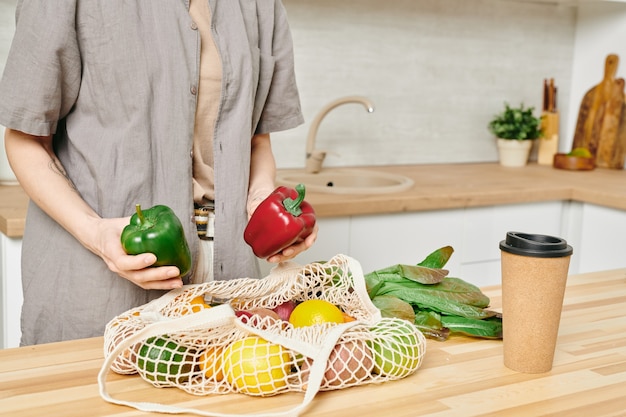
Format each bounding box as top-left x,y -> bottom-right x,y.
275,168 -> 414,194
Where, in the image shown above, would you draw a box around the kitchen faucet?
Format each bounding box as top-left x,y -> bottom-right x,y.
305,96 -> 375,174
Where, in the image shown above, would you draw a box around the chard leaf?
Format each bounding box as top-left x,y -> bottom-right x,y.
371,295 -> 415,322
378,282 -> 495,319
418,246 -> 454,269
435,277 -> 491,308
414,310 -> 450,341
365,264 -> 448,285
441,315 -> 503,339
364,273 -> 385,298
376,277 -> 490,308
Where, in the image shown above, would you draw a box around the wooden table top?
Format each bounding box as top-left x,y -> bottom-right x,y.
1,268 -> 625,416
3,162 -> 626,237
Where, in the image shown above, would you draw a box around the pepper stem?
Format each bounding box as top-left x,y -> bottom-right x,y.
135,204 -> 145,224
282,183 -> 306,217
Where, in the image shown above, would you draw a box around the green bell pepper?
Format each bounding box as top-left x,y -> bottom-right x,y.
121,204 -> 192,276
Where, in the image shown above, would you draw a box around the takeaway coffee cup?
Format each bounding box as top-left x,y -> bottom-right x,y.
499,232 -> 573,373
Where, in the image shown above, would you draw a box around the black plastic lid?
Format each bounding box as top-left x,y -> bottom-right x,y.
499,231 -> 573,258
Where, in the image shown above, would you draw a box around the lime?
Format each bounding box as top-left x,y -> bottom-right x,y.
136,336 -> 194,384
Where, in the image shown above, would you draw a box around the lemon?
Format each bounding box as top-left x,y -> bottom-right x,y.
222,336 -> 291,395
288,300 -> 345,328
136,336 -> 194,383
567,147 -> 593,158
367,320 -> 422,378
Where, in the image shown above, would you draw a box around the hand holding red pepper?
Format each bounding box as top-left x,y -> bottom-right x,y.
244,183 -> 316,259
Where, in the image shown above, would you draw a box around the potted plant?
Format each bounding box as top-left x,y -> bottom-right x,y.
488,103 -> 542,167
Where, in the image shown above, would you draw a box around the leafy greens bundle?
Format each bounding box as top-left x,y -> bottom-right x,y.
365,246 -> 502,341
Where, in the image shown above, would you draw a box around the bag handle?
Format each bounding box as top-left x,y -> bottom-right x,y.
98,303 -> 358,417
343,256 -> 381,321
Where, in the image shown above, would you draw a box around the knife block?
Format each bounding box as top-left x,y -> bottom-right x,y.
538,111 -> 559,166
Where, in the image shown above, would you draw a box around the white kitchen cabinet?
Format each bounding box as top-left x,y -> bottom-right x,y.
3,199 -> 624,349
267,201 -> 566,289
458,202 -> 565,287
0,234 -> 22,348
349,209 -> 464,275
259,217 -> 351,276
349,202 -> 564,288
577,203 -> 626,273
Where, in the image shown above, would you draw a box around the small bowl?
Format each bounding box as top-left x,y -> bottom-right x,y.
553,153 -> 595,171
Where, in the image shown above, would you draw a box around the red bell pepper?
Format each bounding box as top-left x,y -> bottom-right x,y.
244,183 -> 316,258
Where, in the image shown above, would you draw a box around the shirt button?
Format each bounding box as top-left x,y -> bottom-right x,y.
190,21 -> 198,30
190,85 -> 198,95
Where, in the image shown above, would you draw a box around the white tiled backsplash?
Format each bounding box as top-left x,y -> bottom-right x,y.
275,0 -> 578,169
1,0 -> 625,170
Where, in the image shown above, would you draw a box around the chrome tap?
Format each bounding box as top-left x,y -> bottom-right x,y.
305,96 -> 375,174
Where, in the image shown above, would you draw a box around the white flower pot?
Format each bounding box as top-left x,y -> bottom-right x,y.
496,138 -> 534,167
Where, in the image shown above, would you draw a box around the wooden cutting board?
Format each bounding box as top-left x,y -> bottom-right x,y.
572,54 -> 626,169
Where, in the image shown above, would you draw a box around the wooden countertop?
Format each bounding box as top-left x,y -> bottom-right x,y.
2,162 -> 626,238
297,162 -> 626,217
1,268 -> 625,416
0,184 -> 28,238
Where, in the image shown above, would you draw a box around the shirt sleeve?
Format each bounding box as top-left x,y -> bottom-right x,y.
0,0 -> 81,136
254,0 -> 304,135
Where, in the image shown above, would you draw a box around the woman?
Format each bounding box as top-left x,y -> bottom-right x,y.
0,0 -> 316,345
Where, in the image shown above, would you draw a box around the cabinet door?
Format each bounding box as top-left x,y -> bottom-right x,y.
258,217 -> 351,276
348,202 -> 564,288
460,202 -> 564,287
349,210 -> 464,275
578,203 -> 626,273
1,235 -> 22,348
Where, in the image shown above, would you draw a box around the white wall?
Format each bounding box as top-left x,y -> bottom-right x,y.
565,2 -> 626,148
274,0 -> 578,169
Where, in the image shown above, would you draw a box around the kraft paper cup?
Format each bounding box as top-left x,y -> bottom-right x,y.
499,232 -> 573,373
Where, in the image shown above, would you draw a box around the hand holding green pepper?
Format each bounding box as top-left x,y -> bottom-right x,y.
244,183 -> 316,258
121,204 -> 192,276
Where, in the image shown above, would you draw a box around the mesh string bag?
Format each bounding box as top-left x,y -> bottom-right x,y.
99,254 -> 427,416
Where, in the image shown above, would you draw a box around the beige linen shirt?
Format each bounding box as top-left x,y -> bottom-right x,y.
0,0 -> 303,344
190,0 -> 221,205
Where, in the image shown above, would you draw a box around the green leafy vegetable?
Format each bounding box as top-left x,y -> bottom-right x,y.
417,245 -> 454,269
371,295 -> 416,322
365,245 -> 503,341
440,315 -> 503,339
366,264 -> 448,285
414,310 -> 449,341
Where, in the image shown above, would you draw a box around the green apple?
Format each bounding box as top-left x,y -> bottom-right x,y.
367,320 -> 422,378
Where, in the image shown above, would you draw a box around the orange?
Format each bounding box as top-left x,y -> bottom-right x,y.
342,312 -> 357,323
222,336 -> 291,395
198,345 -> 225,381
182,295 -> 211,315
288,299 -> 345,328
